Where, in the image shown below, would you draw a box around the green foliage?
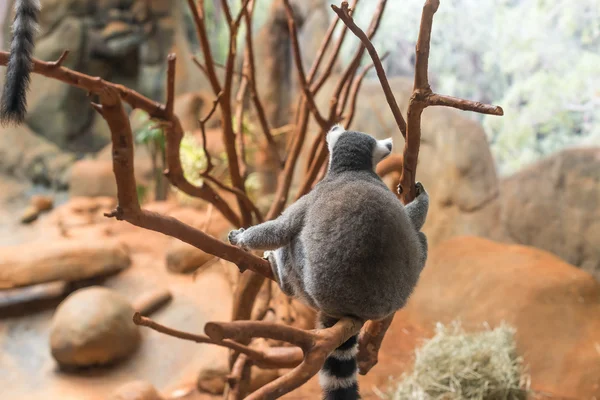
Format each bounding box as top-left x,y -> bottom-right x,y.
132,110 -> 165,151
131,109 -> 167,200
136,184 -> 148,203
179,133 -> 209,186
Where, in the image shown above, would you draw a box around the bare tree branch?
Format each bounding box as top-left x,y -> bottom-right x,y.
282,0 -> 328,129
332,1 -> 407,138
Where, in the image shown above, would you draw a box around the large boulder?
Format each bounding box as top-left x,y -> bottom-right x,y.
1,0 -> 178,154
311,76 -> 505,247
50,286 -> 141,368
165,207 -> 234,274
69,152 -> 153,198
0,123 -> 74,188
500,147 -> 600,280
405,236 -> 600,398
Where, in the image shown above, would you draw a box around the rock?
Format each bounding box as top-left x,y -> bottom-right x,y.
69,159 -> 118,198
26,17 -> 98,149
1,0 -> 179,155
17,195 -> 54,225
50,286 -> 141,368
500,147 -> 600,280
0,239 -> 130,289
404,236 -> 600,398
165,242 -> 216,274
173,91 -> 223,133
69,157 -> 153,199
30,195 -> 54,212
0,123 -> 75,187
165,210 -> 231,274
108,380 -> 164,400
196,367 -> 228,395
20,206 -> 40,224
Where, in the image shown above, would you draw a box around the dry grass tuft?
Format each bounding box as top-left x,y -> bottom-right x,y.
382,321 -> 530,400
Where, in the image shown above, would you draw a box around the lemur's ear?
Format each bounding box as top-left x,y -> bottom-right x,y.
326,124 -> 346,153
372,138 -> 393,165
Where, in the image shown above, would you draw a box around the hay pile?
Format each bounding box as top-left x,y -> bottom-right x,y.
387,322 -> 530,400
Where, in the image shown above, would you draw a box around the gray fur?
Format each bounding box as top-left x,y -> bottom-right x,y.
0,0 -> 41,125
229,126 -> 430,321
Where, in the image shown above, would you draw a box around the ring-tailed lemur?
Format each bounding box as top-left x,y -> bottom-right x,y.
1,0 -> 41,125
228,125 -> 429,400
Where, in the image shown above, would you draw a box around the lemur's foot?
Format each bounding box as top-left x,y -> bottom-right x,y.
263,250 -> 273,260
415,181 -> 425,196
228,228 -> 245,247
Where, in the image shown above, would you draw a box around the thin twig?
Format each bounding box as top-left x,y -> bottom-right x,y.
332,1 -> 407,138
50,50 -> 70,68
346,52 -> 389,128
165,54 -> 176,116
282,0 -> 328,129
242,0 -> 282,168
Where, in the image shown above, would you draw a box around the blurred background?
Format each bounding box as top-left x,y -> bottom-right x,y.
0,0 -> 598,399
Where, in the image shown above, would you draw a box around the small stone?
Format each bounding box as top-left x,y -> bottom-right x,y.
109,380 -> 164,400
20,205 -> 40,224
50,287 -> 141,368
197,367 -> 228,395
30,194 -> 54,212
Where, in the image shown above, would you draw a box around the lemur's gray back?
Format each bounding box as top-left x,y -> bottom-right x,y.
301,171 -> 422,320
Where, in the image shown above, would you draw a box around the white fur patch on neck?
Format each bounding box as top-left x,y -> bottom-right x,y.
326,124 -> 346,154
372,138 -> 393,169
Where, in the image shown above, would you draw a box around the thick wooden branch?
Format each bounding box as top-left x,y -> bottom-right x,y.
93,85 -> 273,281
356,314 -> 394,374
133,313 -> 299,369
206,318 -> 363,399
427,93 -> 504,115
375,154 -> 403,180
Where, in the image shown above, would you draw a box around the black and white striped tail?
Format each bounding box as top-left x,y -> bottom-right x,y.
0,0 -> 41,126
318,314 -> 360,400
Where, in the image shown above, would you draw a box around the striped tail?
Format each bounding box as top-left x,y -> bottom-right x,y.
318,314 -> 360,400
1,0 -> 41,126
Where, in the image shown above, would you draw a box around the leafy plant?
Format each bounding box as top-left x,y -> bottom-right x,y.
132,109 -> 168,201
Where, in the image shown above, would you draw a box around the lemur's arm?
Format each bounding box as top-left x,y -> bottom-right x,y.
228,195 -> 310,250
406,182 -> 429,232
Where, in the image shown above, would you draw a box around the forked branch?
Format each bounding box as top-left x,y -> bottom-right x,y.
134,313 -> 361,398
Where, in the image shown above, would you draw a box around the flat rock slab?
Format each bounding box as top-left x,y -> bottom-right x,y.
0,239 -> 131,289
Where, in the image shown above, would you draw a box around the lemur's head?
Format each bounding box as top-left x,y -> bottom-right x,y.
326,124 -> 392,173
